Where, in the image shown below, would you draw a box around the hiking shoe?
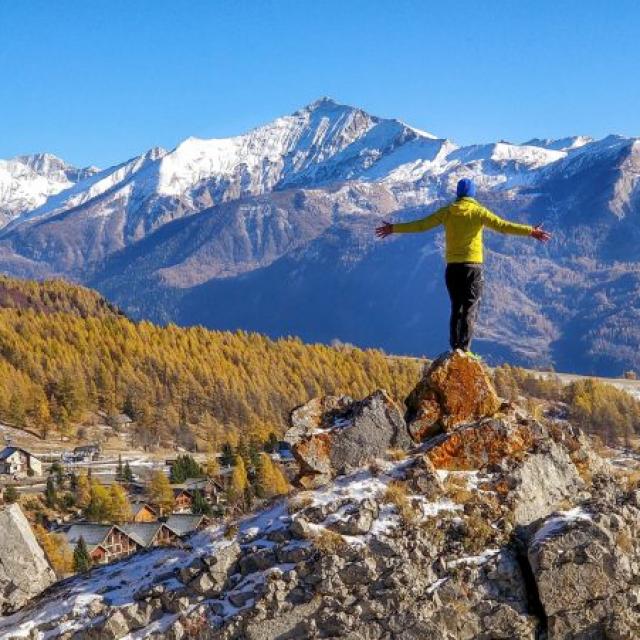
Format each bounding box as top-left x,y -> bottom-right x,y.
464,350 -> 483,361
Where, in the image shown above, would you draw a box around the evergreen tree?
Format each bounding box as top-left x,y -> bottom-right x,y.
220,443 -> 235,467
73,537 -> 92,573
45,476 -> 57,507
191,489 -> 212,516
123,461 -> 134,483
50,462 -> 64,487
116,455 -> 124,481
264,432 -> 279,453
170,454 -> 202,483
3,486 -> 18,503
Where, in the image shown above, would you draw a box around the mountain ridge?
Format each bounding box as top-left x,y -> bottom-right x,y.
1,98 -> 640,374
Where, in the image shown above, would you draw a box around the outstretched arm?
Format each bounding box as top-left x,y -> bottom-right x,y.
477,206 -> 551,242
375,207 -> 446,239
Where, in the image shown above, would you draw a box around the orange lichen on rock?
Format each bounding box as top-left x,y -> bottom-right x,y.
405,351 -> 501,441
293,432 -> 333,476
425,420 -> 536,470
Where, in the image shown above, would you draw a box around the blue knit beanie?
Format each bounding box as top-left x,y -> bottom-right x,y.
456,178 -> 476,198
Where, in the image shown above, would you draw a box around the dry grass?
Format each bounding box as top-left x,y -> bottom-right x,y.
574,459 -> 593,484
382,480 -> 418,523
461,513 -> 495,554
223,523 -> 239,540
387,448 -> 408,462
443,474 -> 474,505
419,517 -> 446,547
612,468 -> 640,491
312,529 -> 347,554
616,530 -> 635,554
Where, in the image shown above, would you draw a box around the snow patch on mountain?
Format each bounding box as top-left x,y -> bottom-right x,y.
0,153 -> 98,224
524,136 -> 593,152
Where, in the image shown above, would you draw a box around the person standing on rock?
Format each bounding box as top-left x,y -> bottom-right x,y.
375,178 -> 551,355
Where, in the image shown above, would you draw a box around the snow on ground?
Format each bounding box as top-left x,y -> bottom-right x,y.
0,453 -> 492,638
531,507 -> 593,549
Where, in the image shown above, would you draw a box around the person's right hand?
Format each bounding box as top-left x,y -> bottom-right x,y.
375,221 -> 394,238
531,224 -> 551,243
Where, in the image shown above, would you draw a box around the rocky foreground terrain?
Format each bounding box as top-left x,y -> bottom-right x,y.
2,351 -> 640,639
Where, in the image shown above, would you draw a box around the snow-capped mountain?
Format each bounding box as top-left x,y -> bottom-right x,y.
1,98 -> 640,374
0,153 -> 98,226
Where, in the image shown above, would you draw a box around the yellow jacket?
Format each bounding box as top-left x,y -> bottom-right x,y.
391,197 -> 533,264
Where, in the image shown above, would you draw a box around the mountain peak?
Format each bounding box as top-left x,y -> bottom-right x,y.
304,96 -> 341,111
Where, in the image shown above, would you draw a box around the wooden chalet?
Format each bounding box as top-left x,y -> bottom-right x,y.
183,477 -> 225,505
165,513 -> 212,536
130,502 -> 157,523
120,522 -> 179,548
64,524 -> 140,564
172,488 -> 194,513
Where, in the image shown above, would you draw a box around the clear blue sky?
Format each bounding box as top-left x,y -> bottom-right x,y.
1,0 -> 638,168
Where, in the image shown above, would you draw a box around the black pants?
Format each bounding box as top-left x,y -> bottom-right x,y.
444,263 -> 484,351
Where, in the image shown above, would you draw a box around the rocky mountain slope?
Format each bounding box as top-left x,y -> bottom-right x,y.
2,352 -> 639,639
0,153 -> 98,227
1,100 -> 640,373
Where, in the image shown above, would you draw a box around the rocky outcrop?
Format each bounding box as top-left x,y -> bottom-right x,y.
0,504 -> 56,614
285,395 -> 353,446
525,487 -> 640,639
405,351 -> 501,440
3,360 -> 636,640
287,389 -> 412,487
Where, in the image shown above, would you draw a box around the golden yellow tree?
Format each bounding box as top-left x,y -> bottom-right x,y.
148,470 -> 174,515
33,524 -> 73,575
227,455 -> 248,504
74,471 -> 91,509
85,479 -> 112,522
256,453 -> 290,498
109,483 -> 132,523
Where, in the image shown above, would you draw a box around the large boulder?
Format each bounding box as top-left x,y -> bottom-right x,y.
285,395 -> 353,446
405,351 -> 501,441
289,389 -> 412,487
0,503 -> 57,614
425,414 -> 586,525
526,495 -> 640,639
424,417 -> 541,471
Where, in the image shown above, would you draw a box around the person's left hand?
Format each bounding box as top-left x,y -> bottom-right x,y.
531,224 -> 551,242
375,221 -> 394,238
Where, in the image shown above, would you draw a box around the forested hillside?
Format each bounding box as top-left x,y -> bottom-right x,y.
0,276 -> 419,449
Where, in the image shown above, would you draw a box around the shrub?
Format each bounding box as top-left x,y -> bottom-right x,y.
3,486 -> 18,503
443,474 -> 474,505
312,529 -> 347,554
382,480 -> 418,523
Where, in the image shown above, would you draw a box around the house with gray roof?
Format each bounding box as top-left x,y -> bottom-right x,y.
164,513 -> 212,536
64,524 -> 140,564
119,522 -> 179,548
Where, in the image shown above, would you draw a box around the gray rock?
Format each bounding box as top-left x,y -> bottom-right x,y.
527,500 -> 640,639
329,500 -> 379,536
292,389 -> 412,486
0,504 -> 57,614
285,395 -> 353,445
508,441 -> 585,525
229,589 -> 255,608
239,548 -> 276,575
